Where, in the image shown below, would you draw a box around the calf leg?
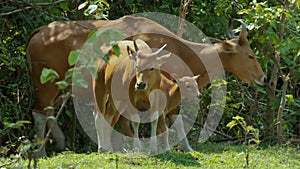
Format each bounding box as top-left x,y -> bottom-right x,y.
170,114 -> 193,152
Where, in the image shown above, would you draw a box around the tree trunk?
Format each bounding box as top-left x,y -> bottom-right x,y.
264,1 -> 287,142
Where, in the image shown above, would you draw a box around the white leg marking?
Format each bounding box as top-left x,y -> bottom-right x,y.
131,113 -> 142,151
47,117 -> 65,150
32,111 -> 47,157
93,110 -> 103,152
150,111 -> 159,154
170,115 -> 193,152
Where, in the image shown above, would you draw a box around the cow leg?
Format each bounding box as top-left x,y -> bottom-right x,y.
93,110 -> 105,152
157,115 -> 170,152
130,113 -> 142,151
170,114 -> 193,152
118,115 -> 134,137
103,104 -> 115,152
47,118 -> 65,151
150,111 -> 159,154
32,111 -> 47,158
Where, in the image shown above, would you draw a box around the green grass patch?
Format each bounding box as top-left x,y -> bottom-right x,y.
1,143 -> 299,168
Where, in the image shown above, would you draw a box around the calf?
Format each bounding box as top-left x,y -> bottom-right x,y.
118,74 -> 201,152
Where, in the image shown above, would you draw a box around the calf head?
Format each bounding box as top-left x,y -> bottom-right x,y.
173,74 -> 202,99
127,40 -> 170,91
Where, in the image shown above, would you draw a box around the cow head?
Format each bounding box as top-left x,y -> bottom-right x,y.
217,19 -> 266,87
173,74 -> 202,99
127,40 -> 170,91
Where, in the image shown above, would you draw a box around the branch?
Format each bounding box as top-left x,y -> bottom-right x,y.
177,0 -> 192,37
0,0 -> 69,16
276,74 -> 289,143
182,115 -> 234,140
34,93 -> 71,157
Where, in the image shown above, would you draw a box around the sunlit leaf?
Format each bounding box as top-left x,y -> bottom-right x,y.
286,94 -> 295,104
246,125 -> 254,132
87,5 -> 98,15
78,1 -> 88,10
233,116 -> 244,120
226,120 -> 236,129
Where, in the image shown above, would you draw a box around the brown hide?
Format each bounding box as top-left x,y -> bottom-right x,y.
27,16 -> 266,156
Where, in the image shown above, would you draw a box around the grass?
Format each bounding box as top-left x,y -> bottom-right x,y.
1,143 -> 300,169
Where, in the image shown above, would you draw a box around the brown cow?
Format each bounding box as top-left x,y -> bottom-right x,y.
93,39 -> 170,153
118,74 -> 201,152
26,16 -> 265,157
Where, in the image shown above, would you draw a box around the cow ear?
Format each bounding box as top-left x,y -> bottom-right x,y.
157,53 -> 171,66
221,41 -> 237,53
238,31 -> 248,46
171,73 -> 179,83
127,46 -> 136,61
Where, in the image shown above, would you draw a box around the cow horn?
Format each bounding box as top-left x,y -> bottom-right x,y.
227,19 -> 248,39
133,40 -> 139,52
234,19 -> 247,33
227,19 -> 236,39
154,44 -> 167,55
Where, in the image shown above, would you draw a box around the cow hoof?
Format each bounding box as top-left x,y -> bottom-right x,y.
182,146 -> 193,152
165,148 -> 171,152
133,139 -> 142,151
34,148 -> 47,159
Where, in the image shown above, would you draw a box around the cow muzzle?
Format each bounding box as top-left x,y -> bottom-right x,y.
135,82 -> 147,90
254,75 -> 267,87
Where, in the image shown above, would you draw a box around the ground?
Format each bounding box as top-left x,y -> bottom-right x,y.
1,143 -> 299,168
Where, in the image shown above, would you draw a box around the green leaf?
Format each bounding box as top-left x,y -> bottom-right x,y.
65,68 -> 75,80
68,50 -> 80,66
86,62 -> 99,79
73,73 -> 88,88
56,80 -> 70,90
95,28 -> 127,44
112,43 -> 121,57
59,2 -> 69,11
40,68 -> 60,84
88,30 -> 97,39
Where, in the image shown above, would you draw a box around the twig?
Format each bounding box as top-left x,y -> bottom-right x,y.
34,93 -> 71,156
182,115 -> 234,139
0,0 -> 69,16
177,0 -> 192,37
276,74 -> 289,143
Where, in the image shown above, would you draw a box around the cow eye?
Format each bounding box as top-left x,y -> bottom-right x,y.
186,85 -> 191,89
248,55 -> 254,59
150,68 -> 154,71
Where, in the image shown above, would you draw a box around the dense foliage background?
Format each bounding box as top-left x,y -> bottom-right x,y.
0,0 -> 299,157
